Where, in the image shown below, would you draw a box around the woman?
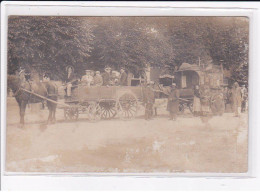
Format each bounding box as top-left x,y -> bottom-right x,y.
200,84 -> 211,116
193,85 -> 201,116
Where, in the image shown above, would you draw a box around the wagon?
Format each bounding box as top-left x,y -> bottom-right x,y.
63,85 -> 144,121
157,63 -> 226,115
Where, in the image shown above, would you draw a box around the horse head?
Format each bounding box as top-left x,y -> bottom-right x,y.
7,74 -> 21,92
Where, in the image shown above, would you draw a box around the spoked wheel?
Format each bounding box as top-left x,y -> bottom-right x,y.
188,102 -> 194,114
99,100 -> 117,120
87,102 -> 101,122
179,103 -> 185,114
64,107 -> 79,121
118,92 -> 138,120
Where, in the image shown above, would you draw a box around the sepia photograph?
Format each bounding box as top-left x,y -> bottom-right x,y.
5,16 -> 249,173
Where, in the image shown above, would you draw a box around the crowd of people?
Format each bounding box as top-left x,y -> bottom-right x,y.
142,81 -> 248,121
65,66 -> 128,98
13,66 -> 248,121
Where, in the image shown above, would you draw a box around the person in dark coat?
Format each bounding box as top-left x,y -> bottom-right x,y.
143,82 -> 155,120
102,66 -> 111,86
120,67 -> 128,86
65,66 -> 77,98
167,83 -> 180,120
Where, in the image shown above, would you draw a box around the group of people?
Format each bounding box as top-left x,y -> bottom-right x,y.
142,81 -> 248,121
192,82 -> 248,117
65,66 -> 128,98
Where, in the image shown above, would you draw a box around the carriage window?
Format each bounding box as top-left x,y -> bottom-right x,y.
181,75 -> 187,88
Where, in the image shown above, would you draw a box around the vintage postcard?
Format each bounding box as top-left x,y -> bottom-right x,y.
6,16 -> 249,173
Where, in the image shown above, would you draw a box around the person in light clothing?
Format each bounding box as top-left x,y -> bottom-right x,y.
193,85 -> 201,116
93,71 -> 103,86
81,70 -> 94,86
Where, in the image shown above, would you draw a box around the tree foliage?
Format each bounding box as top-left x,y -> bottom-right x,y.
8,16 -> 249,84
8,16 -> 94,80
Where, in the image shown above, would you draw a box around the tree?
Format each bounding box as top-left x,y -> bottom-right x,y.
87,17 -> 175,76
8,16 -> 94,80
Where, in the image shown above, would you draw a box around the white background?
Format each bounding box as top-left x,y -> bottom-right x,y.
1,1 -> 260,190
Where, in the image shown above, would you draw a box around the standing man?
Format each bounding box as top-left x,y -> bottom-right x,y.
66,66 -> 77,98
102,66 -> 112,86
93,71 -> 103,86
81,70 -> 94,86
143,82 -> 155,120
120,67 -> 128,86
167,83 -> 180,120
231,82 -> 242,117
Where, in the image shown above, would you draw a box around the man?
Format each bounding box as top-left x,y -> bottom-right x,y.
93,71 -> 103,86
119,67 -> 128,86
66,66 -> 77,98
167,83 -> 180,120
143,82 -> 155,120
81,70 -> 94,86
102,66 -> 112,86
232,82 -> 242,117
241,85 -> 248,113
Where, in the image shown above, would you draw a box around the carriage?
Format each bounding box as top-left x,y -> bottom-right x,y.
158,63 -> 226,115
63,84 -> 144,121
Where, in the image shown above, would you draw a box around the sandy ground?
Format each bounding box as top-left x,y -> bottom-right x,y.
5,97 -> 248,173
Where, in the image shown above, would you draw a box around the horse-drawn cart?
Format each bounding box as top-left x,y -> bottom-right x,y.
64,85 -> 144,121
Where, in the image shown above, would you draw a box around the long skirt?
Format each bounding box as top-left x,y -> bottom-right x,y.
193,96 -> 201,112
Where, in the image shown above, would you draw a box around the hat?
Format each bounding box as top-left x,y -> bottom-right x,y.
105,66 -> 111,70
66,65 -> 74,73
85,70 -> 91,72
96,71 -> 100,74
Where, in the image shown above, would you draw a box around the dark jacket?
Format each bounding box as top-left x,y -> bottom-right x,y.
167,89 -> 180,113
143,87 -> 155,104
102,72 -> 111,86
120,72 -> 128,86
66,72 -> 77,84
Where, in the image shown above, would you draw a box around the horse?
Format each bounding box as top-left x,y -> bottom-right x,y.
7,74 -> 58,126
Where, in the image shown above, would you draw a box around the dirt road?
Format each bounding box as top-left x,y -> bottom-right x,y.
5,97 -> 248,173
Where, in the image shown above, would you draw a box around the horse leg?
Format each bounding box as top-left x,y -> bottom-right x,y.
19,101 -> 27,127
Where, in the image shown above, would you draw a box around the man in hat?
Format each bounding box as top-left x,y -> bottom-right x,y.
143,81 -> 155,120
167,83 -> 180,120
119,67 -> 128,86
93,71 -> 103,86
66,66 -> 77,98
81,70 -> 94,86
102,66 -> 112,86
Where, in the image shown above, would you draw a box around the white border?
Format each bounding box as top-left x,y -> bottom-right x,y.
1,1 -> 260,190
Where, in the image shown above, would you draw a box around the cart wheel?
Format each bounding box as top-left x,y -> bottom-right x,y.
99,100 -> 117,120
179,103 -> 185,113
64,107 -> 79,121
188,102 -> 194,114
118,92 -> 138,119
87,103 -> 101,122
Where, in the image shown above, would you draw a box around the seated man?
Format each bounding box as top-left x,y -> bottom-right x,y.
93,71 -> 103,86
119,67 -> 128,86
81,70 -> 94,86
